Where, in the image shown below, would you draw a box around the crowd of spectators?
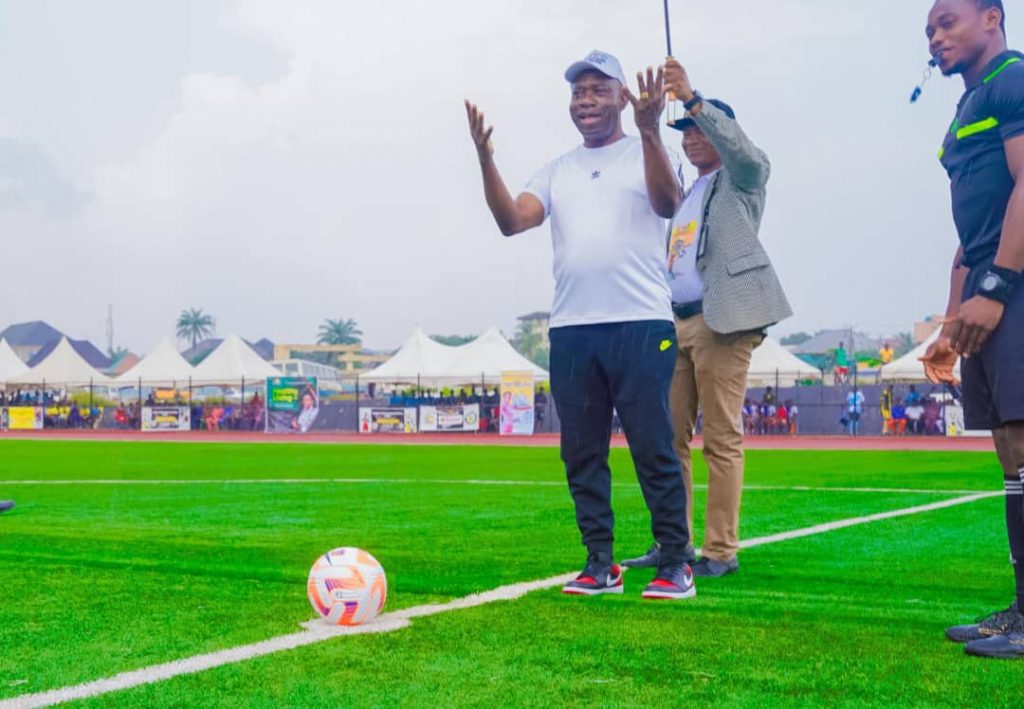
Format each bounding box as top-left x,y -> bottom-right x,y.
742,387 -> 799,435
0,390 -> 105,428
879,384 -> 946,436
385,388 -> 500,407
190,392 -> 264,431
0,389 -> 68,406
112,402 -> 141,429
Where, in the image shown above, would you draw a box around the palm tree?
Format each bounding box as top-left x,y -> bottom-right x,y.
513,321 -> 547,368
317,318 -> 363,346
176,308 -> 215,349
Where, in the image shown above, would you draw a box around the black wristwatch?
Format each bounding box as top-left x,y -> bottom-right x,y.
977,266 -> 1021,305
684,92 -> 703,113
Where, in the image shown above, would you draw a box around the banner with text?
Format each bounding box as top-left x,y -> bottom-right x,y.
420,404 -> 480,432
266,377 -> 319,433
359,407 -> 418,434
499,371 -> 535,436
2,407 -> 44,430
141,406 -> 191,432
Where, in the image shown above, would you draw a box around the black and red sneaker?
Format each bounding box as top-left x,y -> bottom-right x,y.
642,563 -> 697,600
562,561 -> 624,596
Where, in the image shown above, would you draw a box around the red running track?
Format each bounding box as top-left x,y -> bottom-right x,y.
0,430 -> 995,452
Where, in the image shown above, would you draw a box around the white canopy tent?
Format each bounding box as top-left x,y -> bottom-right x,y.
191,334 -> 280,384
747,337 -> 823,387
0,338 -> 29,385
359,328 -> 452,385
362,327 -> 549,387
114,337 -> 196,386
6,337 -> 111,386
880,329 -> 960,382
442,328 -> 549,384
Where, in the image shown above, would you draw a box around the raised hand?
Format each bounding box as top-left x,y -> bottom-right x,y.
623,66 -> 666,133
662,57 -> 695,103
464,100 -> 494,159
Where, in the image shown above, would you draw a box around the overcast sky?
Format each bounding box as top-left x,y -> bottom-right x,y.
0,0 -> 1001,353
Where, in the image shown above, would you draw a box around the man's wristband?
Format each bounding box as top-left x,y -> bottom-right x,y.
990,265 -> 1023,285
977,266 -> 1021,305
684,92 -> 703,113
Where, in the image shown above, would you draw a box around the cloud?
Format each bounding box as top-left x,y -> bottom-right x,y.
0,1 -> 973,351
0,139 -> 91,218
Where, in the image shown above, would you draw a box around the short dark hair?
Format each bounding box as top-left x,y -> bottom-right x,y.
975,0 -> 1006,34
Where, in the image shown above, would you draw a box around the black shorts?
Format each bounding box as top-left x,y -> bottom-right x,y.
961,265 -> 1024,429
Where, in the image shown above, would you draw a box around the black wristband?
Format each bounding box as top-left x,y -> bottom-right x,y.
990,265 -> 1023,286
684,92 -> 703,112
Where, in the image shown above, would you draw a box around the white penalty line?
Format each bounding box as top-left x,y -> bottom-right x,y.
0,478 -> 993,496
0,489 -> 1001,709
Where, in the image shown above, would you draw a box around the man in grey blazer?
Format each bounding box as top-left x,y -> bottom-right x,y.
624,57 -> 792,577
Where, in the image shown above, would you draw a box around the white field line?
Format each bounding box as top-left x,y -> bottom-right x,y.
0,489 -> 1002,709
0,478 -> 992,496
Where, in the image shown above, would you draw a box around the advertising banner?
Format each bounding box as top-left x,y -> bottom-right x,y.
141,406 -> 191,432
499,371 -> 535,436
420,404 -> 480,432
266,377 -> 319,433
358,407 -> 417,434
3,406 -> 43,430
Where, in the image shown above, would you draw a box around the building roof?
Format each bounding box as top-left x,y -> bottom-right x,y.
27,338 -> 111,370
250,338 -> 275,360
0,321 -> 64,347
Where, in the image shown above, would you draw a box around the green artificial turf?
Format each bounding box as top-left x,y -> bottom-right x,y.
0,440 -> 1017,707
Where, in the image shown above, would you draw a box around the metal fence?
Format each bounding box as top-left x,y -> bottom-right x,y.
0,376 -> 962,437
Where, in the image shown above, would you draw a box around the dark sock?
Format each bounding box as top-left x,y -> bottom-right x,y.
1008,468 -> 1024,611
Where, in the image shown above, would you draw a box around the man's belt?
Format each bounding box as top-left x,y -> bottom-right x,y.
672,301 -> 703,320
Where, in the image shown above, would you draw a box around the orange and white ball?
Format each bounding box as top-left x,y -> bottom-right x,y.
307,547 -> 387,626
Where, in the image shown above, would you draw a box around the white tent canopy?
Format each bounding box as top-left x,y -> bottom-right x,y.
880,329 -> 960,382
7,336 -> 111,386
359,328 -> 452,384
442,328 -> 548,383
0,338 -> 29,384
747,337 -> 823,387
191,334 -> 280,384
362,327 -> 549,387
114,337 -> 196,386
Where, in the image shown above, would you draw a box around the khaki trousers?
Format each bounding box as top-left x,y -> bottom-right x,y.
670,314 -> 761,562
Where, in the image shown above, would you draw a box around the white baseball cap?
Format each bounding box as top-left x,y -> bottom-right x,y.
564,50 -> 627,86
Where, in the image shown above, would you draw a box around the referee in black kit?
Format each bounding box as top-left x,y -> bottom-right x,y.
921,0 -> 1024,659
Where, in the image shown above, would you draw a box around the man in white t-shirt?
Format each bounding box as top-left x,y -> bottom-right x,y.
906,400 -> 925,435
846,387 -> 865,436
465,50 -> 695,600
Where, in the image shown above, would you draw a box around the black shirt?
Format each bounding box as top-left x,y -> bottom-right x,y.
940,50 -> 1024,269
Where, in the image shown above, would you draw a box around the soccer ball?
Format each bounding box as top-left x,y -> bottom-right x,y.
307,547 -> 388,626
